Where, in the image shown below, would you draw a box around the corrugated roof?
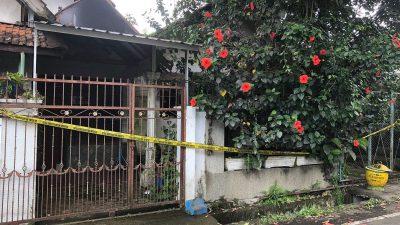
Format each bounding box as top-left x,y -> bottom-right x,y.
35,22 -> 201,51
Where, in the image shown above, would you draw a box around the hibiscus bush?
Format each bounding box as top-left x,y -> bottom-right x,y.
150,0 -> 400,166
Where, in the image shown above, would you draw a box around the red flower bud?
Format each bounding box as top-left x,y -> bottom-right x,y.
299,74 -> 309,84
241,82 -> 252,93
219,49 -> 229,59
312,55 -> 321,66
309,36 -> 316,43
204,11 -> 212,18
190,98 -> 197,107
353,139 -> 359,147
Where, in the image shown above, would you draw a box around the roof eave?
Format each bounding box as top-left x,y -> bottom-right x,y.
19,0 -> 56,23
35,22 -> 201,51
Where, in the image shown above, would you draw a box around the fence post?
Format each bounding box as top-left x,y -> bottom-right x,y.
368,136 -> 372,166
390,94 -> 395,170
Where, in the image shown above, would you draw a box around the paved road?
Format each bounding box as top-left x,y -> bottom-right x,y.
351,212 -> 400,225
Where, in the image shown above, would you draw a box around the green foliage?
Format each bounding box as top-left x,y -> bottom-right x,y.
150,122 -> 180,201
244,154 -> 263,170
260,212 -> 297,224
331,176 -> 345,205
364,198 -> 384,209
261,182 -> 296,206
0,72 -> 26,98
149,0 -> 400,166
297,204 -> 332,217
260,204 -> 340,224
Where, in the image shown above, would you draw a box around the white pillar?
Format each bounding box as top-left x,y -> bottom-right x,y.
184,107 -> 197,200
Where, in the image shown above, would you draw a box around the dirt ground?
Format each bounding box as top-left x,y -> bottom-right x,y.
230,198 -> 400,225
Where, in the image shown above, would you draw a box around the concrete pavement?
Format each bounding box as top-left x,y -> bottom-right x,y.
350,212 -> 400,225
61,209 -> 219,225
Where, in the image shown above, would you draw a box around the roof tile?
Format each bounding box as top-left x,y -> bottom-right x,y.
0,23 -> 49,48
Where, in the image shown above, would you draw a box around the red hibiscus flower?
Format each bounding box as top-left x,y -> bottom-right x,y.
269,32 -> 277,41
297,126 -> 305,134
312,55 -> 321,66
219,49 -> 229,59
293,120 -> 302,129
204,11 -> 212,18
365,87 -> 372,95
309,36 -> 316,43
393,38 -> 400,48
190,98 -> 197,107
200,58 -> 212,70
250,2 -> 255,11
353,139 -> 359,147
241,82 -> 252,93
299,74 -> 309,84
206,48 -> 213,56
214,29 -> 224,43
320,49 -> 327,55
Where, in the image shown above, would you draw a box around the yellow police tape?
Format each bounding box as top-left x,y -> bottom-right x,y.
0,109 -> 308,156
362,119 -> 400,139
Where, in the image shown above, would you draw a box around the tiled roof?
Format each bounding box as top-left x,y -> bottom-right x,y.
0,23 -> 49,48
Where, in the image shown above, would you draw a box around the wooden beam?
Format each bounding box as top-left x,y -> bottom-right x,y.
0,44 -> 64,57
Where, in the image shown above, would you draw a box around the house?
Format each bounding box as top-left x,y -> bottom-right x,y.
0,0 -> 200,223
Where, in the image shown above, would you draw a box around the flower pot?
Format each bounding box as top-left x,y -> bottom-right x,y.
365,164 -> 391,190
264,156 -> 296,168
0,98 -> 43,104
225,158 -> 245,171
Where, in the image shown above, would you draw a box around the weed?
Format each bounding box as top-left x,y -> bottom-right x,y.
259,204 -> 340,224
260,212 -> 297,224
310,180 -> 322,190
261,182 -> 296,206
364,198 -> 383,209
297,204 -> 334,217
331,176 -> 344,205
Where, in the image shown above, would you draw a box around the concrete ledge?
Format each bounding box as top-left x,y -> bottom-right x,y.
205,165 -> 329,201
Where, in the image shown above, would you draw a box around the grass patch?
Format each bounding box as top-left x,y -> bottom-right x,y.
261,182 -> 297,206
260,212 -> 297,224
259,204 -> 342,224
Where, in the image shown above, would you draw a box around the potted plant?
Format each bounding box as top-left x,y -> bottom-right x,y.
0,72 -> 43,104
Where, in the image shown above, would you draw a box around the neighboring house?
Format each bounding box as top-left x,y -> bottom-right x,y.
55,0 -> 139,34
0,0 -> 199,223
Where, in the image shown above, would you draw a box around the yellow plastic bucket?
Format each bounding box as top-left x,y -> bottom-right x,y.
365,165 -> 390,188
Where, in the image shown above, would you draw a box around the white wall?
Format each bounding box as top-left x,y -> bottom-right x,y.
0,108 -> 38,222
0,0 -> 21,24
42,0 -> 74,14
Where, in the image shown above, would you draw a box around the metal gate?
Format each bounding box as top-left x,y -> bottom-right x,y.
345,92 -> 400,180
0,75 -> 186,223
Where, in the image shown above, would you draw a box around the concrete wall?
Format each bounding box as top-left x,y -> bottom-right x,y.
205,165 -> 329,201
0,0 -> 22,24
182,108 -> 329,203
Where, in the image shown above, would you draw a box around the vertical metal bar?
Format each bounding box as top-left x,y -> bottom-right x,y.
185,50 -> 189,104
390,95 -> 395,170
368,136 -> 372,166
33,27 -> 38,97
127,84 -> 135,205
180,81 -> 186,205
